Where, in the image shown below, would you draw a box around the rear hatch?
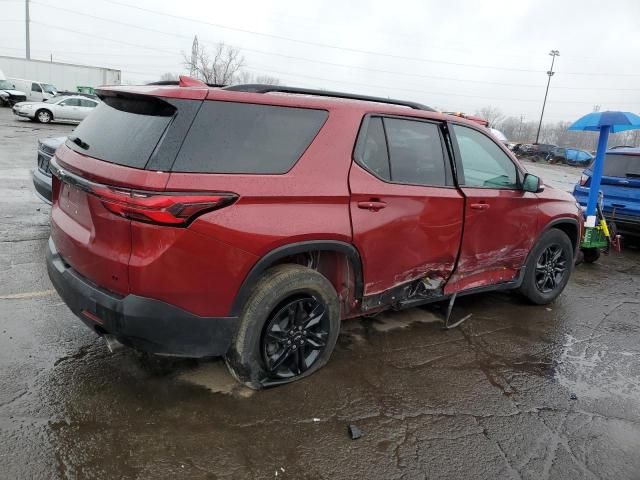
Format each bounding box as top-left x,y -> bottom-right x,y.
598,153 -> 640,218
574,152 -> 640,218
49,89 -> 204,295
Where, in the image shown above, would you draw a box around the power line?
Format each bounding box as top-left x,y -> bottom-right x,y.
243,63 -> 640,106
27,1 -> 640,92
97,0 -> 640,78
23,20 -> 640,108
96,0 -> 546,74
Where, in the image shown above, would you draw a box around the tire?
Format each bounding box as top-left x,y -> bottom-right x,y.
225,264 -> 341,389
36,109 -> 52,123
582,248 -> 600,263
518,229 -> 573,304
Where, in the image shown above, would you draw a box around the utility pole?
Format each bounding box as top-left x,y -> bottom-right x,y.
535,49 -> 559,143
25,0 -> 31,60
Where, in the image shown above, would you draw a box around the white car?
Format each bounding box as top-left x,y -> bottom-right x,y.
12,95 -> 100,124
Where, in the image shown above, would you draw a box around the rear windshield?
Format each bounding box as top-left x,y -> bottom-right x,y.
603,153 -> 640,178
66,96 -> 175,169
172,101 -> 328,174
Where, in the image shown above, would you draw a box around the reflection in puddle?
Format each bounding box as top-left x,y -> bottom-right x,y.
554,334 -> 640,401
177,360 -> 255,398
366,308 -> 441,332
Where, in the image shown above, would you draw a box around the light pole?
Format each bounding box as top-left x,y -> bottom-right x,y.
25,0 -> 31,60
535,49 -> 560,143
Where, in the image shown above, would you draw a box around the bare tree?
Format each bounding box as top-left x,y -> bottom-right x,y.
183,42 -> 245,85
159,72 -> 179,82
234,71 -> 281,86
475,106 -> 505,128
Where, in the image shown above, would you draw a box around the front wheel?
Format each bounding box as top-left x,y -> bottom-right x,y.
225,264 -> 340,389
36,109 -> 52,123
519,229 -> 573,304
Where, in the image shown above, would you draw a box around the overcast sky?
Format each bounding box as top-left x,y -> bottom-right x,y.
1,0 -> 639,122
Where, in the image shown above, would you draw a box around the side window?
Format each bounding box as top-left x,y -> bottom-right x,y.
32,83 -> 42,93
384,118 -> 447,186
80,99 -> 98,108
452,125 -> 518,189
360,117 -> 390,180
61,98 -> 81,107
173,101 -> 328,174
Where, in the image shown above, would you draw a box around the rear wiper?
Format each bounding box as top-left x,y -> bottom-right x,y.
69,135 -> 89,150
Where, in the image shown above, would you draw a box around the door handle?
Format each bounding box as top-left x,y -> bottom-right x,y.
357,200 -> 387,211
470,202 -> 490,211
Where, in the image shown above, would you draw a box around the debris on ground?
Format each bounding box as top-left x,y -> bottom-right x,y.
348,424 -> 362,440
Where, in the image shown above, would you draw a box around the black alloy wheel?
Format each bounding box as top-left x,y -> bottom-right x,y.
261,296 -> 330,380
534,244 -> 568,294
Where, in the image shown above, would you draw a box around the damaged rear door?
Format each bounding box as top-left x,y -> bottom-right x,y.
349,115 -> 464,298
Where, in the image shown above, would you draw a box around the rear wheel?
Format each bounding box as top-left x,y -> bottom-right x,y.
225,264 -> 340,389
36,109 -> 52,123
519,229 -> 573,304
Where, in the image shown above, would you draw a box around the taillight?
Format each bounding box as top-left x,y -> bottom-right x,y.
90,185 -> 237,226
49,158 -> 237,226
579,174 -> 590,186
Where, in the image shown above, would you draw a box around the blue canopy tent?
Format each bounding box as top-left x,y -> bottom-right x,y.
569,111 -> 640,225
569,111 -> 640,253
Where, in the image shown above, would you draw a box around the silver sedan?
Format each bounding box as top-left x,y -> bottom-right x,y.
12,95 -> 100,124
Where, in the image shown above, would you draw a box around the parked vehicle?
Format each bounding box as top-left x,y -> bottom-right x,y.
13,95 -> 99,123
513,143 -> 535,156
47,79 -> 582,388
489,128 -> 508,144
573,147 -> 640,237
8,78 -> 57,102
0,69 -> 27,106
529,143 -> 558,162
546,147 -> 594,166
32,136 -> 66,203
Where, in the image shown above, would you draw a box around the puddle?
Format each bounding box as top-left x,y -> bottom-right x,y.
367,308 -> 441,332
554,334 -> 640,401
177,360 -> 255,398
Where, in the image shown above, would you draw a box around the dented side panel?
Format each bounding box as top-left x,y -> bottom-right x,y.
348,163 -> 465,296
445,188 -> 540,293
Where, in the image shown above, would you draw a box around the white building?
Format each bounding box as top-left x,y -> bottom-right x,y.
0,55 -> 121,92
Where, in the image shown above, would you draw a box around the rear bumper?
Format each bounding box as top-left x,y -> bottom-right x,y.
46,237 -> 239,357
607,213 -> 640,236
32,168 -> 52,204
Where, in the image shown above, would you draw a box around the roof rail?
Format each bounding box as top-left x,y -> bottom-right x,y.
146,80 -> 226,88
223,84 -> 436,112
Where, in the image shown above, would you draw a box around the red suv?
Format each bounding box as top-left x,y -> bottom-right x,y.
47,77 -> 582,388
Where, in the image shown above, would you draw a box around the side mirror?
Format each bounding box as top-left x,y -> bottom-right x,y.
522,173 -> 544,193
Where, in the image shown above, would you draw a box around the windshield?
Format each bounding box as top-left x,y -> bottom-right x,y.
42,84 -> 57,94
0,80 -> 15,90
603,153 -> 640,178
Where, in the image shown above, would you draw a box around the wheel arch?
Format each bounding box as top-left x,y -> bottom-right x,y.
531,217 -> 581,264
229,240 -> 364,317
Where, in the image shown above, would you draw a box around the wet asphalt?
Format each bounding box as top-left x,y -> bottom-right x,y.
1,107 -> 640,479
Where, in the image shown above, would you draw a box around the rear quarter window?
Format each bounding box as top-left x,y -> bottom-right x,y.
171,101 -> 328,174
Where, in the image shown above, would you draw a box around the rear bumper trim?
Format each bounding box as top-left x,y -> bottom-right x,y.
47,237 -> 239,357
